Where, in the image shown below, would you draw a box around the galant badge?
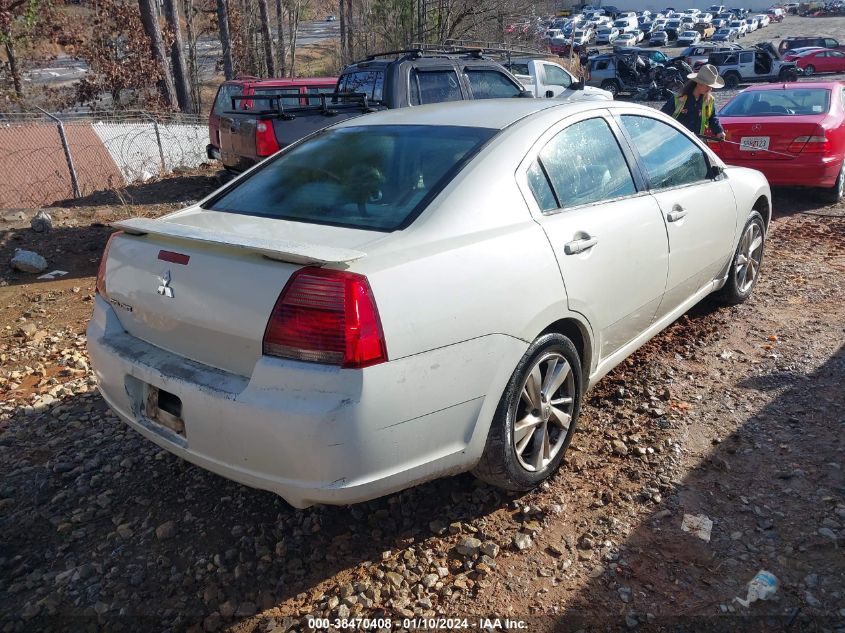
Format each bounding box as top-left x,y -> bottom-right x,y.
157,270 -> 174,298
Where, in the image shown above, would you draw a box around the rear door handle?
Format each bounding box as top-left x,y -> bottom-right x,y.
666,205 -> 688,222
564,235 -> 598,255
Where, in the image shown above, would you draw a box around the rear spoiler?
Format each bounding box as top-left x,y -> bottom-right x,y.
112,217 -> 367,265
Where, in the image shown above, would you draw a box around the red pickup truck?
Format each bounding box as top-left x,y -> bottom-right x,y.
207,77 -> 337,162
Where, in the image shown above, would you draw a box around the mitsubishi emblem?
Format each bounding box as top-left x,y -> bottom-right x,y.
157,270 -> 174,298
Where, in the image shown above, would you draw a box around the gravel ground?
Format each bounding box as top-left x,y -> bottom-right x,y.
1,130 -> 845,632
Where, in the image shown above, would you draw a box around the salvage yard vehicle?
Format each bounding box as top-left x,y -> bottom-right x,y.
207,77 -> 337,161
709,43 -> 800,88
216,49 -> 531,172
789,48 -> 845,75
89,99 -> 771,508
714,82 -> 845,202
501,56 -> 613,100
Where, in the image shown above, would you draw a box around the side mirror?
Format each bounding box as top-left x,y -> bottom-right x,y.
707,163 -> 724,179
518,90 -> 535,98
570,80 -> 585,90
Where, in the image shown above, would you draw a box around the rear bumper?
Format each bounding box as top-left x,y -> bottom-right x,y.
719,154 -> 842,187
87,296 -> 524,508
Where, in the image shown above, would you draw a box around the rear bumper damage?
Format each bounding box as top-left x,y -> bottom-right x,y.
87,296 -> 521,507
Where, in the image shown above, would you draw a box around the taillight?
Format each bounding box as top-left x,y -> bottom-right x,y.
788,134 -> 832,154
95,231 -> 123,299
263,268 -> 388,369
255,119 -> 280,157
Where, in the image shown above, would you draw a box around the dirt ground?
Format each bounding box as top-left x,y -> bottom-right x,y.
3,58 -> 845,631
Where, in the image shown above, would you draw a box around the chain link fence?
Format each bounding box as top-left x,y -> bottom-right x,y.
0,111 -> 212,210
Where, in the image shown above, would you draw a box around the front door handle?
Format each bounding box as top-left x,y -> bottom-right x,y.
666,205 -> 688,222
564,235 -> 598,255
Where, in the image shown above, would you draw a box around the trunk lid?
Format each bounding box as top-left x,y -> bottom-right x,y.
104,209 -> 380,377
719,115 -> 827,160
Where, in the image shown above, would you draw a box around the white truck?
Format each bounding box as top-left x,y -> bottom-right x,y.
504,57 -> 613,101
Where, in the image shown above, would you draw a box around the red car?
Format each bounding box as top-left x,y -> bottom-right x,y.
712,82 -> 845,202
207,77 -> 337,160
788,48 -> 845,75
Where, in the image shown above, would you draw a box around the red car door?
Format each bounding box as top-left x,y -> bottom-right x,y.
828,50 -> 845,72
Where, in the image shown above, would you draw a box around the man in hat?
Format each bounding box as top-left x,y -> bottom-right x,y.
661,64 -> 726,140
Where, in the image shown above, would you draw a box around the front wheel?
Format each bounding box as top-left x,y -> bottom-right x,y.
600,80 -> 621,97
724,72 -> 740,89
473,333 -> 583,492
718,211 -> 765,304
804,64 -> 815,76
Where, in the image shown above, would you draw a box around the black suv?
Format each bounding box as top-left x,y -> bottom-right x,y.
336,49 -> 530,107
777,36 -> 845,55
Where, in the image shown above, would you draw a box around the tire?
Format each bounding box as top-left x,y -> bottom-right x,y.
819,161 -> 845,204
718,211 -> 766,304
780,68 -> 799,82
724,72 -> 740,88
804,64 -> 815,76
600,80 -> 621,96
473,333 -> 583,492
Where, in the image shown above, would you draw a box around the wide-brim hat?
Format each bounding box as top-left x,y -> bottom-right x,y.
687,64 -> 725,88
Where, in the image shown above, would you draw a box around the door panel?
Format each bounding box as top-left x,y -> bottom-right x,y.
618,114 -> 737,318
523,116 -> 670,361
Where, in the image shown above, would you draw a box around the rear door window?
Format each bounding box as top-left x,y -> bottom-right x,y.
410,69 -> 464,104
536,117 -> 636,209
464,69 -> 523,98
338,71 -> 385,101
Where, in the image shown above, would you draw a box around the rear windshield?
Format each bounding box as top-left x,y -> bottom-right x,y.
720,88 -> 831,116
204,125 -> 497,231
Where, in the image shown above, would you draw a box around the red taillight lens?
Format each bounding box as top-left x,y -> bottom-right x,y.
263,268 -> 388,369
788,135 -> 831,154
255,119 -> 280,157
95,231 -> 123,299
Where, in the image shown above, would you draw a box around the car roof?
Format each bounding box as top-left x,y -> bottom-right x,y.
741,81 -> 841,91
332,99 -> 651,132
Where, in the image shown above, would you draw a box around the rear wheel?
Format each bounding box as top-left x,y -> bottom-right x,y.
804,64 -> 815,76
600,80 -> 621,97
819,161 -> 845,204
724,72 -> 740,88
473,333 -> 582,492
718,211 -> 765,304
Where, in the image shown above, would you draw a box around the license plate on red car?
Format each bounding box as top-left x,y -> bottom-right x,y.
740,136 -> 770,151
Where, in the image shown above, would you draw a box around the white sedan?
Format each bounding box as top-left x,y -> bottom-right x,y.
89,100 -> 771,508
678,30 -> 702,46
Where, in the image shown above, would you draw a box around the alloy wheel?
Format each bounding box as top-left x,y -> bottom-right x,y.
734,222 -> 764,294
512,351 -> 575,472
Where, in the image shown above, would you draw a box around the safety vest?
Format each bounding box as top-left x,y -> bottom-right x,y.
672,93 -> 715,136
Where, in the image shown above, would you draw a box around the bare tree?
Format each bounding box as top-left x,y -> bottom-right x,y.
163,0 -> 192,111
286,0 -> 301,77
184,0 -> 200,112
1,0 -> 43,99
257,0 -> 275,75
138,0 -> 178,108
275,0 -> 286,75
216,0 -> 235,79
338,0 -> 346,63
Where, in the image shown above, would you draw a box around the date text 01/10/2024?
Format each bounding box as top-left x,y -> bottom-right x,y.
306,617 -> 529,630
